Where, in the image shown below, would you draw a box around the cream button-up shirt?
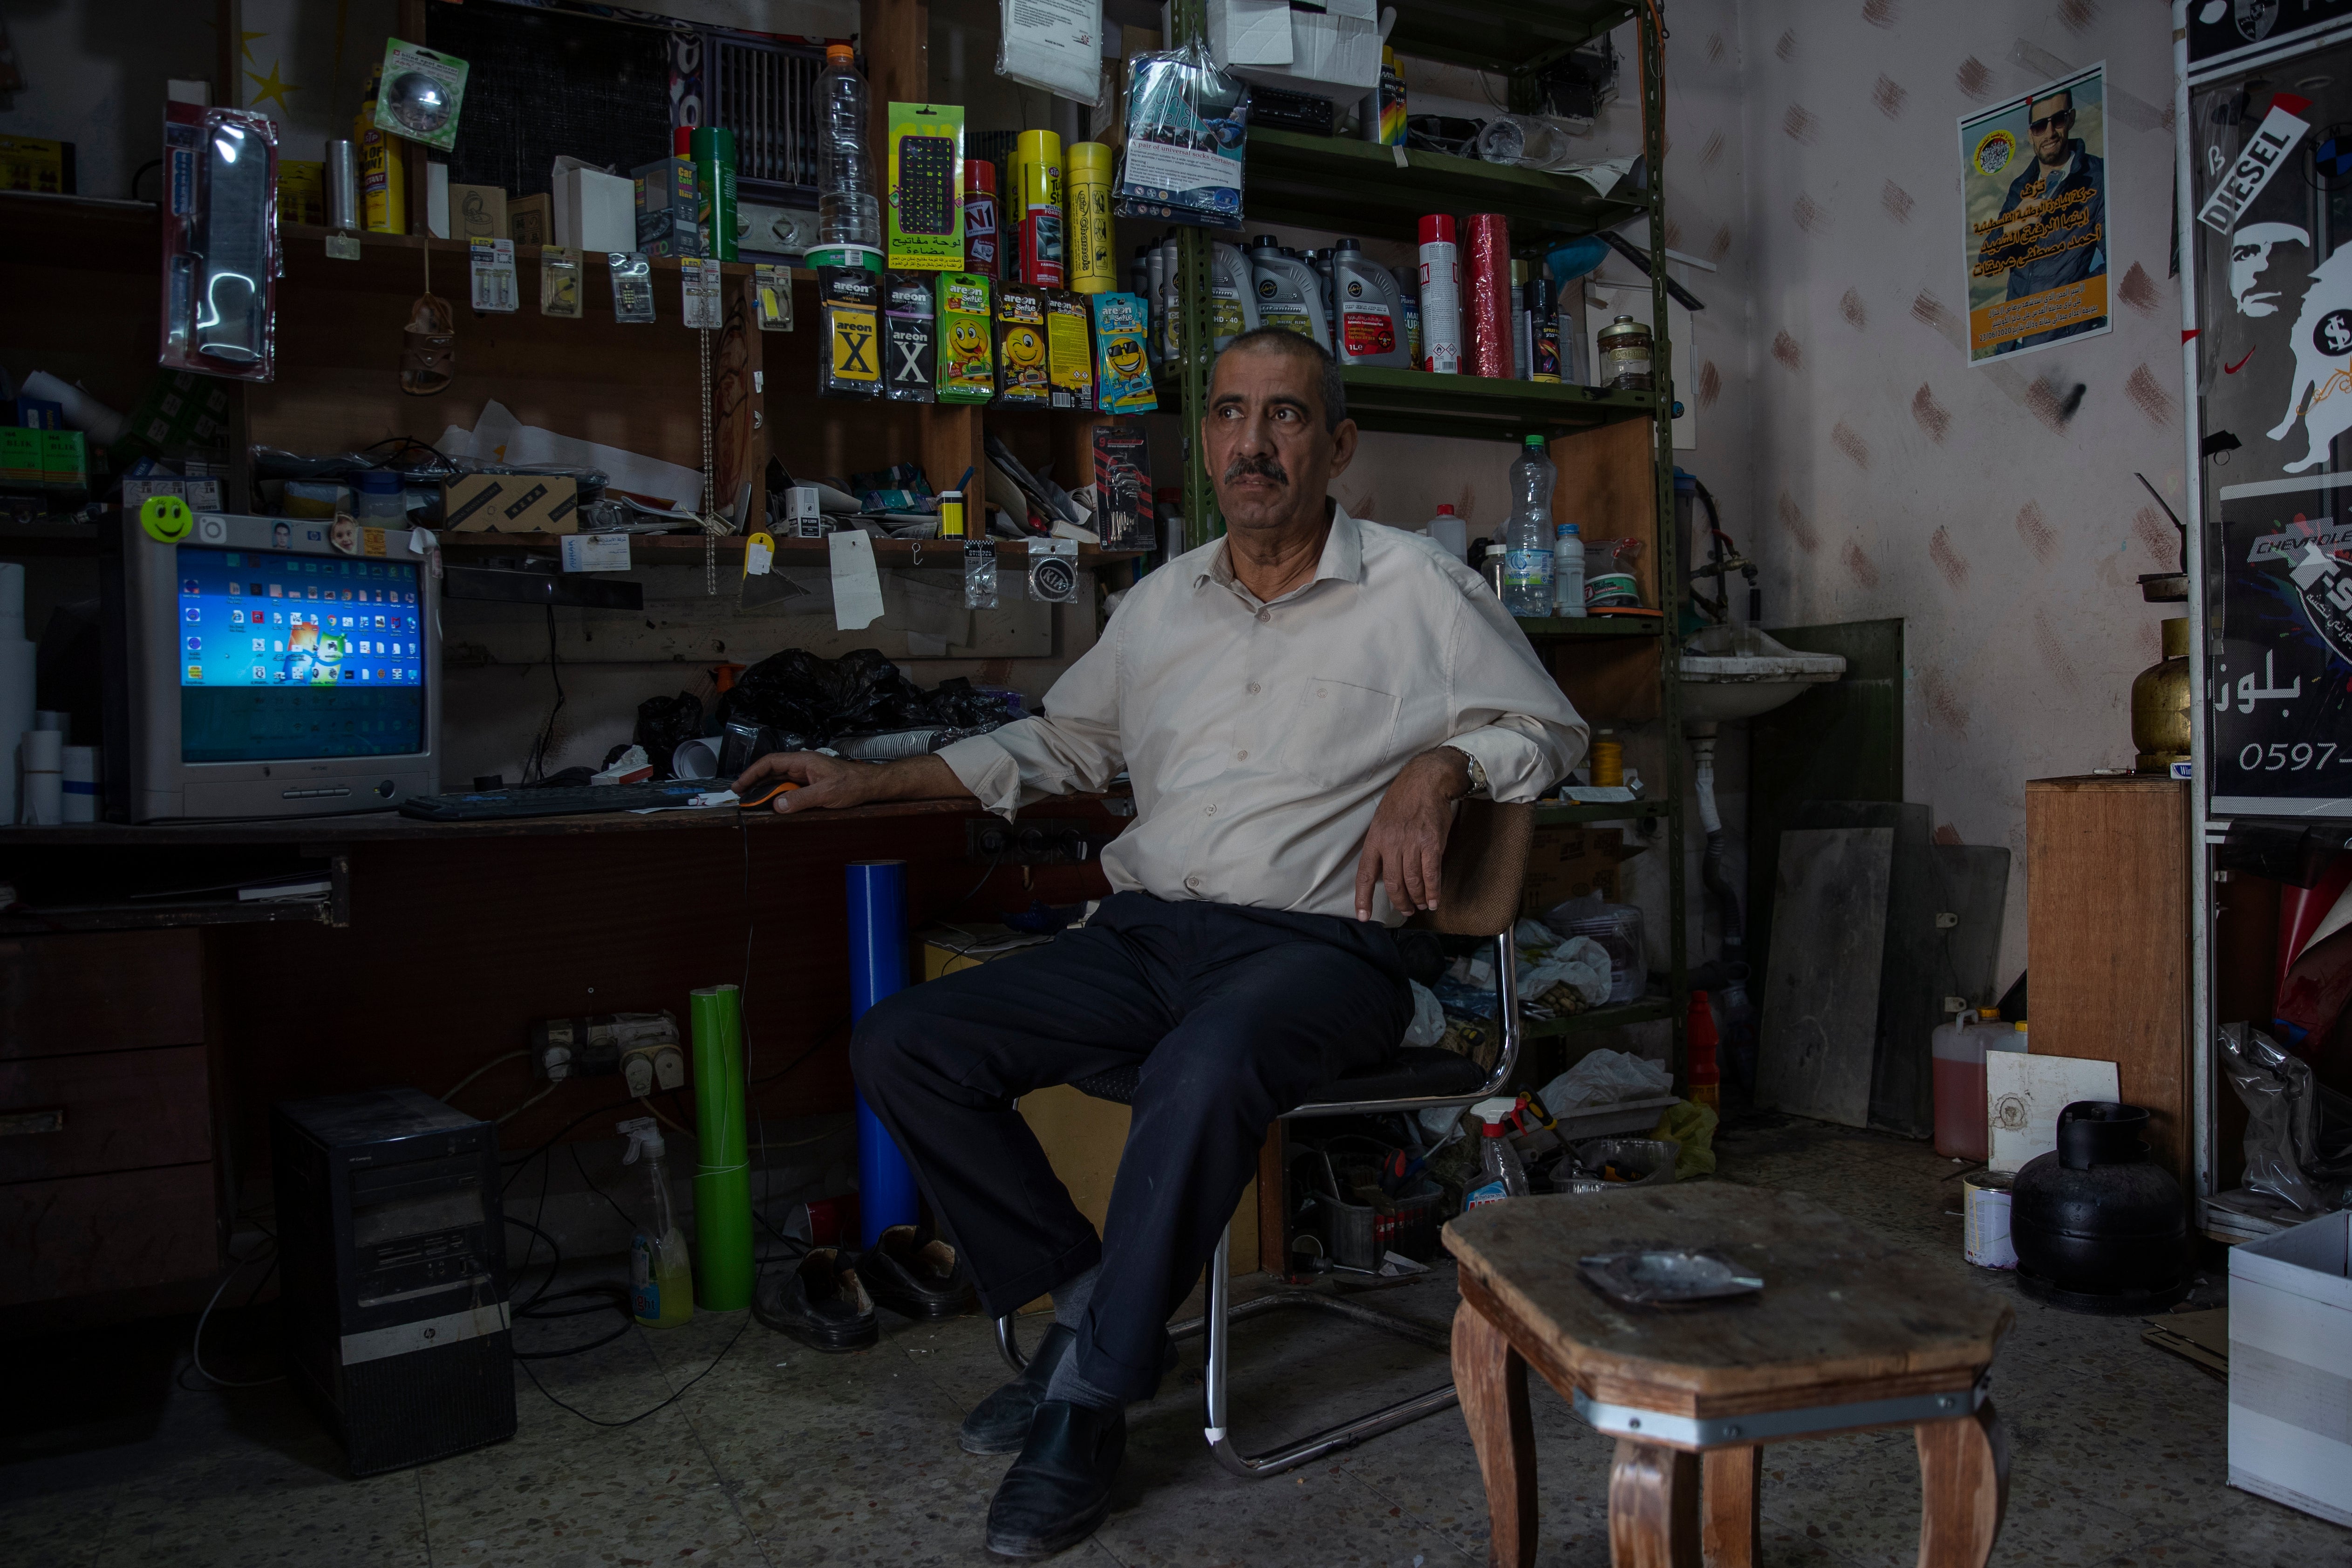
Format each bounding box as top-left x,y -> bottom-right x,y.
936,504 -> 1588,925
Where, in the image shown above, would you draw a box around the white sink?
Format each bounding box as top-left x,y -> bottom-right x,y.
1679,626 -> 1846,724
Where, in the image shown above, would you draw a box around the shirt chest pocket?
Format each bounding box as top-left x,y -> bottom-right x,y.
1275,675 -> 1404,789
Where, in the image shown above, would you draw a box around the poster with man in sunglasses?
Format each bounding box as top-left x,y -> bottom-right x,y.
1961,66 -> 2111,364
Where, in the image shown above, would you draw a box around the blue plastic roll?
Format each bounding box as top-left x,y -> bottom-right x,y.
847,859 -> 919,1248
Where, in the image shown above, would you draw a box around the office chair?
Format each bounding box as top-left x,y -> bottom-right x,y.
993,798 -> 1531,1478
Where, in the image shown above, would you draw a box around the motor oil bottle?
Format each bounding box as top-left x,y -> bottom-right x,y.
1394,266 -> 1422,365
1332,239 -> 1409,367
1210,240 -> 1259,350
619,1117 -> 693,1327
1247,235 -> 1329,349
1304,248 -> 1337,343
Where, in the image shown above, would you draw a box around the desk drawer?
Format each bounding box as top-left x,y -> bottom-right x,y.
0,931 -> 205,1060
0,1164 -> 220,1305
0,1046 -> 213,1183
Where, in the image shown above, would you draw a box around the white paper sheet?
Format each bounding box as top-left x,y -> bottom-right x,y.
1986,1053 -> 2120,1174
997,0 -> 1104,105
829,530 -> 886,630
435,400 -> 705,511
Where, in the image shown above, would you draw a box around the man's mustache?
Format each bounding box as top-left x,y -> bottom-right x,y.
1222,454 -> 1288,484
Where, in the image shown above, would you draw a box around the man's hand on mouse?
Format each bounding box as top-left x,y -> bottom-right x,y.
1355,746 -> 1473,922
732,750 -> 878,812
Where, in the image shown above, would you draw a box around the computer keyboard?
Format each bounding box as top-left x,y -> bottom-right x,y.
398,782 -> 719,821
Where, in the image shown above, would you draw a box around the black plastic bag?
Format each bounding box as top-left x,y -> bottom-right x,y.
634,691 -> 705,778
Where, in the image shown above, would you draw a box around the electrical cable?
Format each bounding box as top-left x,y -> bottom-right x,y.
191,1245 -> 286,1388
444,1049 -> 529,1102
496,1082 -> 559,1126
524,600 -> 566,785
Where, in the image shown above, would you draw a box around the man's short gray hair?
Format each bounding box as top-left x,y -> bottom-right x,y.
1216,326 -> 1350,432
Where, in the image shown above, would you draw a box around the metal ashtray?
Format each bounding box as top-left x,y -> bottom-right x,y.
1578,1249 -> 1764,1308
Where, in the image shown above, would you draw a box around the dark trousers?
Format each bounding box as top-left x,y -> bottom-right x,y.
853,891 -> 1411,1402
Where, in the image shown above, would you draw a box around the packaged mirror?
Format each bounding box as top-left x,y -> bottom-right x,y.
370,39 -> 470,152
609,252 -> 655,323
1116,42 -> 1248,231
884,272 -> 937,402
994,284 -> 1051,407
937,273 -> 995,402
964,539 -> 999,610
819,265 -> 884,398
159,103 -> 281,381
1046,291 -> 1094,410
1027,537 -> 1078,602
541,246 -> 583,317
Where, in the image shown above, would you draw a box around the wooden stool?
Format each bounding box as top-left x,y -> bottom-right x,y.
1445,1187 -> 2013,1568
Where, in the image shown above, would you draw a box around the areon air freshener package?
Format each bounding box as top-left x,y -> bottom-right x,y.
820,266 -> 883,399
994,284 -> 1051,407
884,272 -> 937,402
936,273 -> 995,402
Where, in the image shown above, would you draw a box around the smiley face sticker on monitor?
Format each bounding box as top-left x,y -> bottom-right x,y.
140,495 -> 195,543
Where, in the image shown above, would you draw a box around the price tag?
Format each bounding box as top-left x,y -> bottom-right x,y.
682,257 -> 724,329
469,239 -> 518,313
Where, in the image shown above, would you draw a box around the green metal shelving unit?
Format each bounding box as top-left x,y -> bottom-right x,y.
1164,0 -> 1687,1090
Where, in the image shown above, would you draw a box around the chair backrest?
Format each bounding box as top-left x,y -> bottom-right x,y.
1410,798 -> 1534,938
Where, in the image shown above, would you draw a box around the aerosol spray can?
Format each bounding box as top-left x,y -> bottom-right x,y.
1417,215 -> 1462,374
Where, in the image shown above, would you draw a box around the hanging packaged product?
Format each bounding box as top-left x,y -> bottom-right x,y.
1028,536 -> 1079,602
884,272 -> 938,402
1331,239 -> 1408,367
1065,142 -> 1116,292
469,239 -> 518,313
690,127 -> 739,261
1091,293 -> 1157,414
820,265 -> 884,397
994,284 -> 1052,407
754,263 -> 794,330
159,103 -> 282,381
1463,214 -> 1512,378
1527,278 -> 1561,383
1116,43 -> 1248,230
964,539 -> 999,610
937,489 -> 968,539
541,246 -> 583,318
1092,424 -> 1152,550
1362,48 -> 1407,146
1016,130 -> 1065,287
1145,240 -> 1169,367
1417,215 -> 1461,373
1046,291 -> 1094,410
1248,236 -> 1329,349
682,256 -> 724,329
936,272 -> 996,402
353,65 -> 406,234
609,251 -> 656,323
962,159 -> 999,276
996,0 -> 1107,105
368,38 -> 470,152
887,102 -> 964,271
633,144 -> 704,258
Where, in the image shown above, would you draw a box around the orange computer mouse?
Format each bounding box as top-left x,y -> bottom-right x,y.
737,780 -> 803,809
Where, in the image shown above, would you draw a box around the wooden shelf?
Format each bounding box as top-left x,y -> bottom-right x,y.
1244,129 -> 1645,248
0,897 -> 337,937
433,532 -> 1147,565
1386,0 -> 1634,74
1341,368 -> 1653,440
1516,614 -> 1663,638
1534,797 -> 1670,826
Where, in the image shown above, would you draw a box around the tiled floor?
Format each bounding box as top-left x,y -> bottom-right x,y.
5,1115 -> 2346,1567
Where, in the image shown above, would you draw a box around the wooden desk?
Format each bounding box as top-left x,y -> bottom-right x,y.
1445,1188 -> 2013,1568
0,797 -> 1118,1316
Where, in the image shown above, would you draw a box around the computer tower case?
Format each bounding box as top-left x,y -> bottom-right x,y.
272,1088 -> 516,1476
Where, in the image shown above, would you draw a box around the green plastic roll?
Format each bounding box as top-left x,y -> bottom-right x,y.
689,983 -> 755,1310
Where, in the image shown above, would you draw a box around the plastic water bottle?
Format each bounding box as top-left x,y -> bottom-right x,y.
1501,434 -> 1555,618
817,44 -> 879,250
1553,520 -> 1584,615
1463,1096 -> 1530,1209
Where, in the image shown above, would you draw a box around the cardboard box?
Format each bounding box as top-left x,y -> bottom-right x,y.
553,166 -> 635,254
449,183 -> 508,240
0,135 -> 76,194
0,426 -> 41,486
40,430 -> 87,488
1520,824 -> 1644,915
277,158 -> 325,226
632,156 -> 703,257
509,193 -> 552,248
442,473 -> 581,535
1206,0 -> 1380,105
2230,1210 -> 2352,1525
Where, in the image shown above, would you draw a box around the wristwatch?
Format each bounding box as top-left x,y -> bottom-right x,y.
1451,747 -> 1490,799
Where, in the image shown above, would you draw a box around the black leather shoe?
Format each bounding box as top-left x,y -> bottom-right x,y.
858,1225 -> 976,1320
752,1248 -> 877,1352
984,1400 -> 1125,1560
961,1323 -> 1077,1453
961,1327 -> 1181,1455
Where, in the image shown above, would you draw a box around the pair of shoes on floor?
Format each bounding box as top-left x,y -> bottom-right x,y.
753,1226 -> 975,1353
959,1323 -> 1178,1454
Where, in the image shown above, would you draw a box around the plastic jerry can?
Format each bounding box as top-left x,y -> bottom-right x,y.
1247,235 -> 1330,349
1932,1009 -> 2025,1161
1332,239 -> 1409,367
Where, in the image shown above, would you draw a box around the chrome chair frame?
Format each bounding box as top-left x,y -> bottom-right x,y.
993,932 -> 1524,1479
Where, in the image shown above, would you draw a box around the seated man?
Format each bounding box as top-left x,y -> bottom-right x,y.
734,327 -> 1585,1559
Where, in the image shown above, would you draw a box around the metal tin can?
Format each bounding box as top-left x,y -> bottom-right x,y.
1963,1169 -> 2017,1269
1598,313 -> 1653,391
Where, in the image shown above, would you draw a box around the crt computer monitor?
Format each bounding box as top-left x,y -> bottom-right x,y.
125,511 -> 441,820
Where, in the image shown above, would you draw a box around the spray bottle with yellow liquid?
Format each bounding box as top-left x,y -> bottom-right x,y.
619,1117 -> 693,1328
